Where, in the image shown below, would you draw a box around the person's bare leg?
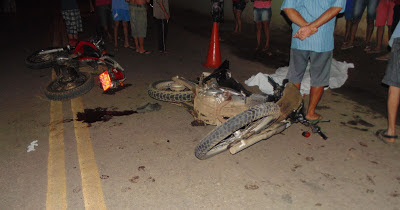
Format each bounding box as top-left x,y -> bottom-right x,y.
386,86 -> 400,142
138,37 -> 145,53
263,21 -> 270,50
348,20 -> 360,46
114,21 -> 120,48
306,86 -> 324,120
233,8 -> 238,32
237,10 -> 243,32
371,26 -> 384,52
365,19 -> 375,47
344,20 -> 352,43
122,21 -> 130,47
133,37 -> 139,52
255,22 -> 261,50
104,26 -> 112,40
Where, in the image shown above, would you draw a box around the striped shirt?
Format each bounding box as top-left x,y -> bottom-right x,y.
281,0 -> 346,52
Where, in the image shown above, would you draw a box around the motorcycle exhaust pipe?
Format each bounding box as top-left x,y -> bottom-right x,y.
229,122 -> 289,154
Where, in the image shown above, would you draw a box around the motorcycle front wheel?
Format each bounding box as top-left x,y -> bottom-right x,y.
25,47 -> 67,69
44,72 -> 94,101
194,102 -> 280,160
148,80 -> 193,102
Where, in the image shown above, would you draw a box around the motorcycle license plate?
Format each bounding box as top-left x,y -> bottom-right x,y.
99,71 -> 112,91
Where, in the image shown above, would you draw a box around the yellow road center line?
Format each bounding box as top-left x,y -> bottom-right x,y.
46,101 -> 67,210
47,70 -> 67,210
71,98 -> 107,210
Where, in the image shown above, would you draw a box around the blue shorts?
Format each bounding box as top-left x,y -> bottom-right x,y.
112,9 -> 130,21
353,0 -> 379,20
383,38 -> 400,87
253,7 -> 272,22
287,49 -> 332,87
345,0 -> 355,20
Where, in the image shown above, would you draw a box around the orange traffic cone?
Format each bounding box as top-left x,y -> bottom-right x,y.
203,22 -> 221,68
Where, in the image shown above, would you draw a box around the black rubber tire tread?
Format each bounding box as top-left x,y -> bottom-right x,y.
195,102 -> 280,160
44,72 -> 94,101
25,47 -> 66,69
148,80 -> 193,102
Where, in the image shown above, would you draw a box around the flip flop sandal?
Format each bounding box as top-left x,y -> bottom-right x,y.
375,129 -> 397,144
306,115 -> 323,125
124,45 -> 136,51
139,50 -> 151,55
341,44 -> 354,50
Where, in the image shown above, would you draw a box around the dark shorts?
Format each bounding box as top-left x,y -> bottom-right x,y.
129,5 -> 147,37
287,49 -> 332,87
233,0 -> 246,11
383,38 -> 400,87
96,4 -> 113,27
61,9 -> 83,34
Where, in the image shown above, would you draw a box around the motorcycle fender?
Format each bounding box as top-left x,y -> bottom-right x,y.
275,83 -> 302,122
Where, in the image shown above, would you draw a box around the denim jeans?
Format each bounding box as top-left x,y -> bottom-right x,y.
353,0 -> 379,20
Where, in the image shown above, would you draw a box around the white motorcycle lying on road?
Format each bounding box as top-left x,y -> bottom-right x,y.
148,60 -> 327,159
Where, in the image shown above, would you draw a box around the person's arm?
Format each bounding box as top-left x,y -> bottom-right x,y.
294,6 -> 342,40
282,8 -> 308,27
157,0 -> 169,20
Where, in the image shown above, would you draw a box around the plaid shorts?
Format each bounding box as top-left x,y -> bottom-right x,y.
61,9 -> 83,34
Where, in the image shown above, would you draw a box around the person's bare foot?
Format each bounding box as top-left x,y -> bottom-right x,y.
376,52 -> 390,61
366,48 -> 382,54
305,113 -> 323,123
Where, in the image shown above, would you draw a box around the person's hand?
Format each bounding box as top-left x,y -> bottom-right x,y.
293,24 -> 318,40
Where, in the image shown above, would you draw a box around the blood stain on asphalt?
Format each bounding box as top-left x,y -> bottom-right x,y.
76,107 -> 137,124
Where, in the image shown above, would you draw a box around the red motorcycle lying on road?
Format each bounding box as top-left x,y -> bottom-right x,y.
25,36 -> 126,100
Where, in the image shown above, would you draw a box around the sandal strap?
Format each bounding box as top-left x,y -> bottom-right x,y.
382,133 -> 398,139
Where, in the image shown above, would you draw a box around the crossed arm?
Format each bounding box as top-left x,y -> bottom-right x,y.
283,6 -> 342,40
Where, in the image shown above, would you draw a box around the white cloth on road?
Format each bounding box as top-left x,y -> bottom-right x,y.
245,59 -> 354,95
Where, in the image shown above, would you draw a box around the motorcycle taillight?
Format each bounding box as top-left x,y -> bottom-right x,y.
99,71 -> 112,91
112,68 -> 124,80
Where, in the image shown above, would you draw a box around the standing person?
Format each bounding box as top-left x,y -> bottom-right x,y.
376,0 -> 400,60
341,0 -> 356,49
343,0 -> 379,51
95,0 -> 114,41
232,0 -> 248,33
253,0 -> 272,51
281,0 -> 345,122
112,0 -> 133,52
368,0 -> 395,54
128,0 -> 151,54
376,23 -> 400,143
153,0 -> 170,53
60,0 -> 83,46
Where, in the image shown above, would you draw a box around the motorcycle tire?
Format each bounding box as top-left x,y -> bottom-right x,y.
195,102 -> 280,160
44,72 -> 94,101
25,47 -> 66,69
148,80 -> 193,102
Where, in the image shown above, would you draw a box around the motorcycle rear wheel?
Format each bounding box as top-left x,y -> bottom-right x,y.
148,80 -> 193,102
194,102 -> 280,160
44,72 -> 94,101
26,47 -> 66,69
